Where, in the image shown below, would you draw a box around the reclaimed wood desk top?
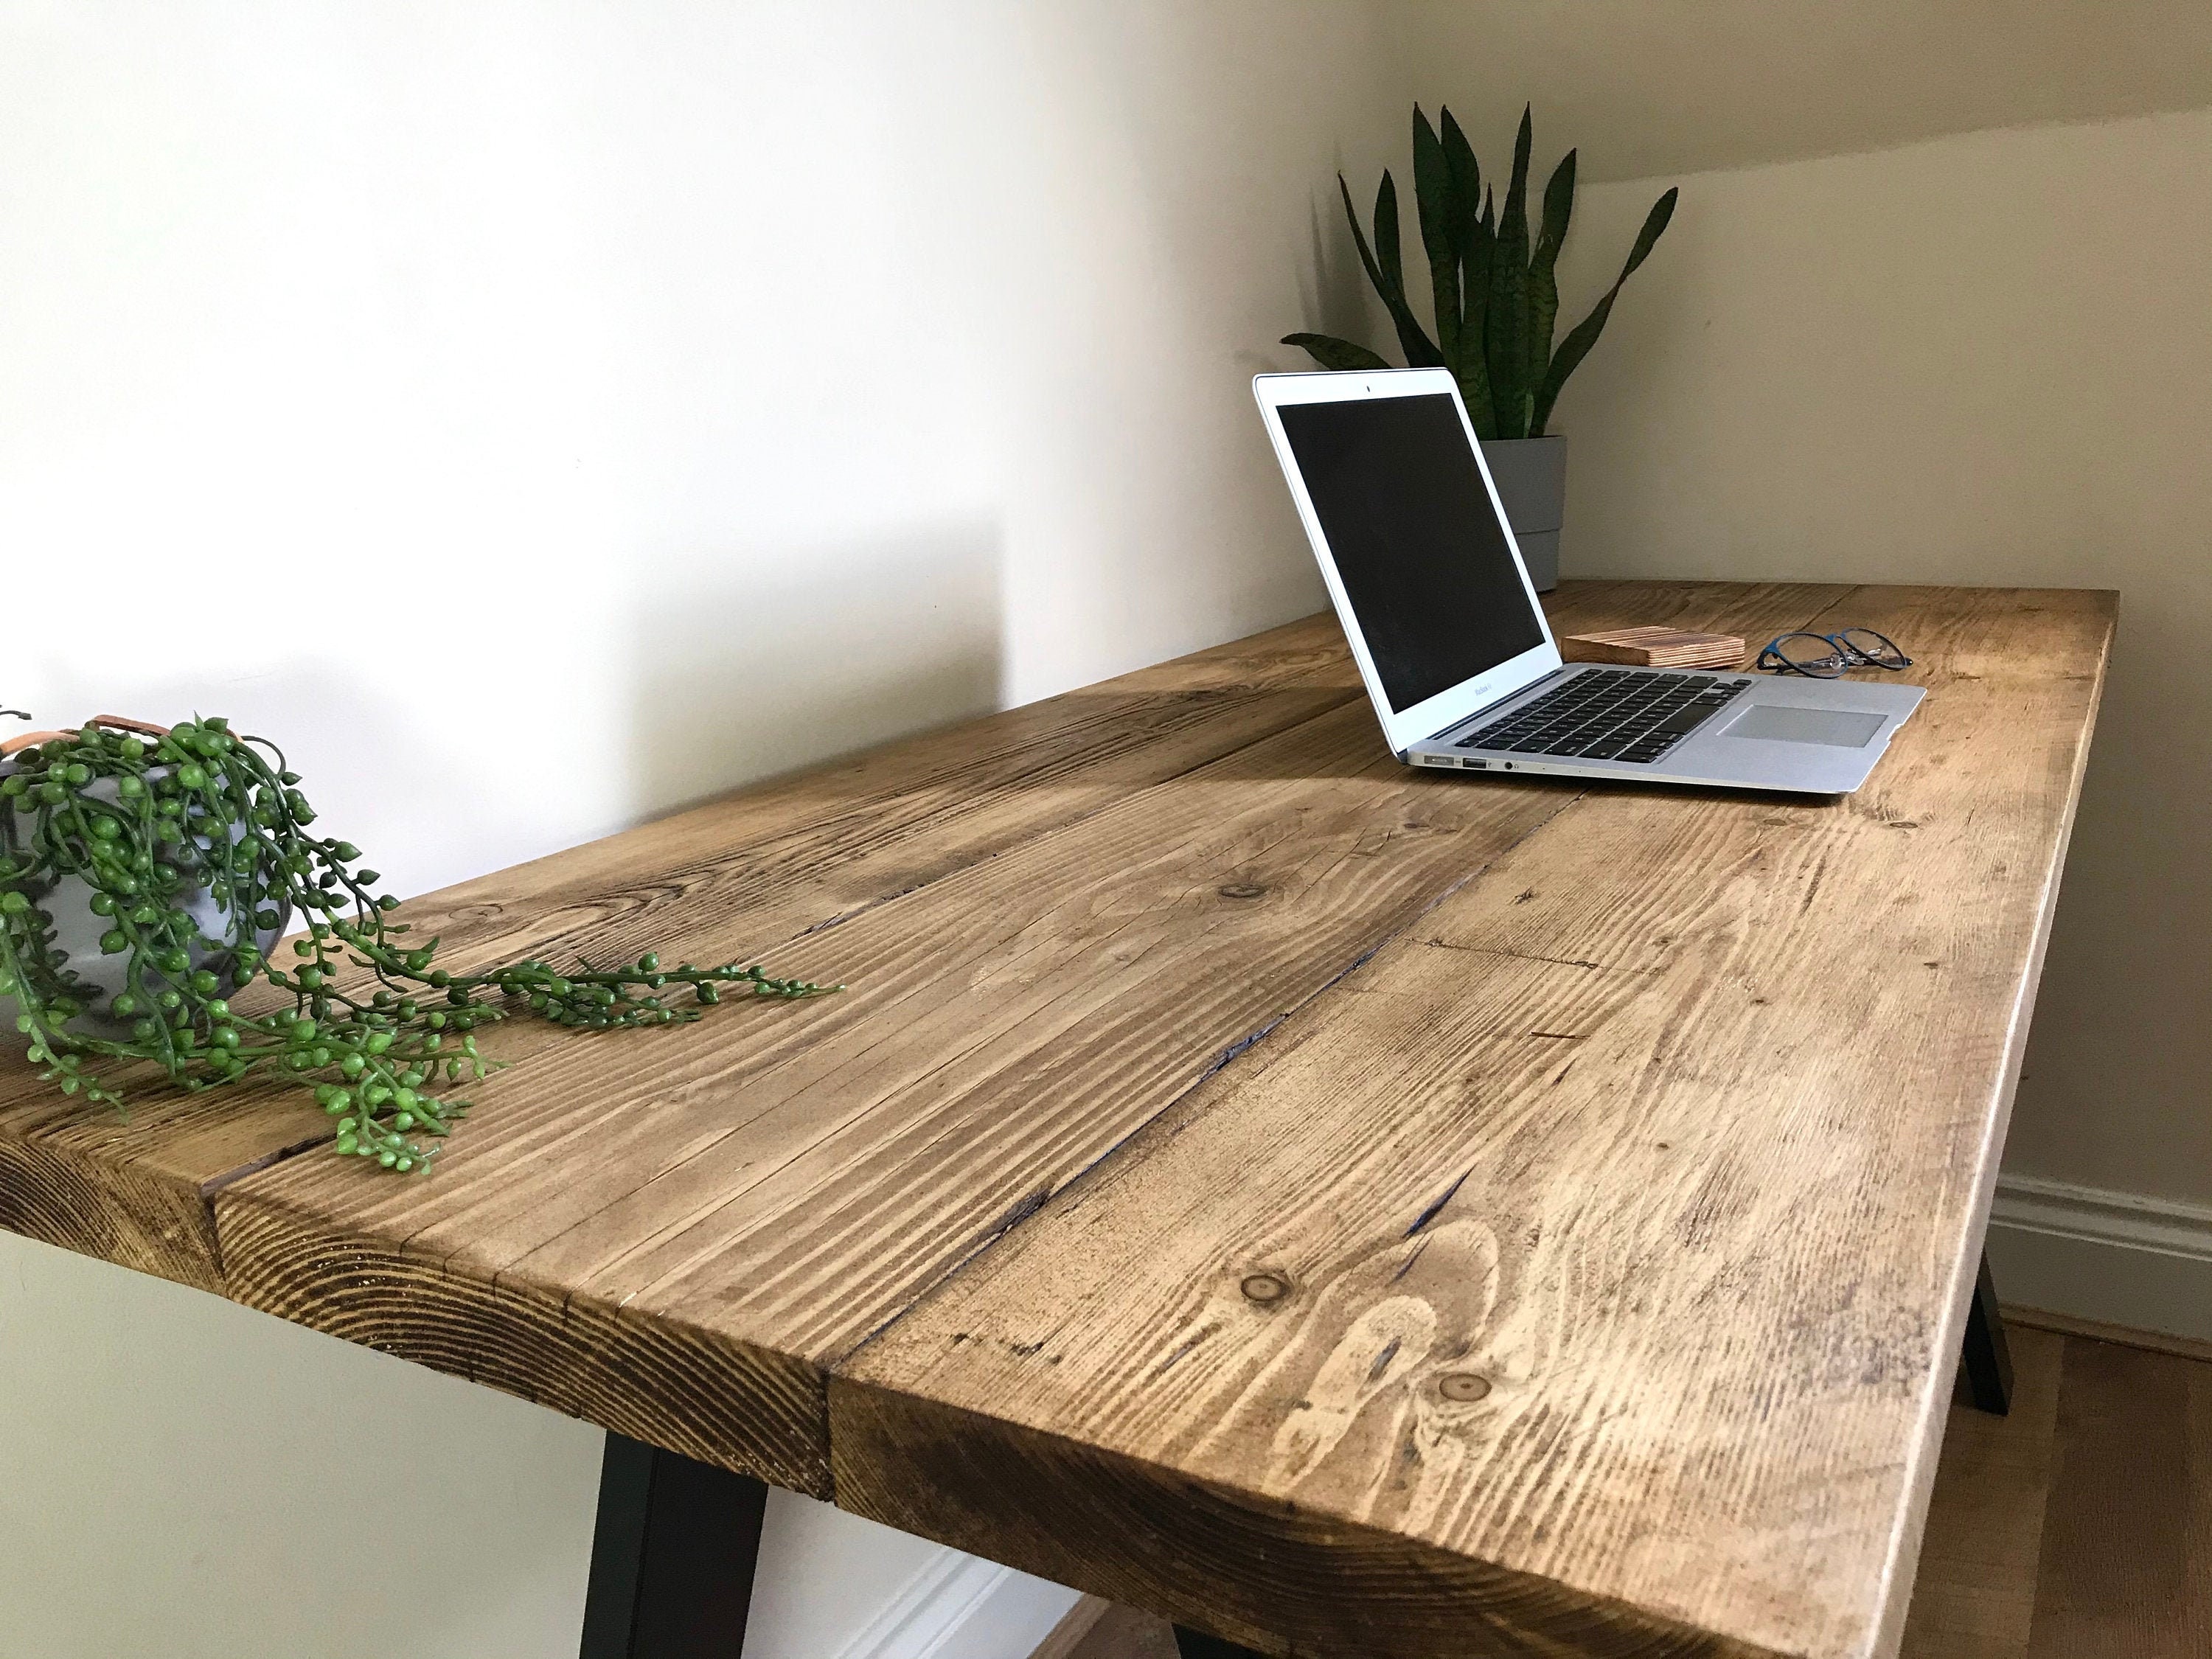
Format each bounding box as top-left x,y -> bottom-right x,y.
0,582 -> 2114,1659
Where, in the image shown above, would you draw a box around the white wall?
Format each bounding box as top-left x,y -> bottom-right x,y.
0,1235 -> 603,1658
1539,109 -> 2212,1332
0,0 -> 1391,897
0,1235 -> 1077,1659
0,2 -> 1400,1653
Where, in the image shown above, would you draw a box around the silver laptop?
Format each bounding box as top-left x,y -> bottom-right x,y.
1253,368 -> 1921,794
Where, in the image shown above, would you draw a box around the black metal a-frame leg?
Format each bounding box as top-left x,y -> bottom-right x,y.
1961,1251 -> 2014,1416
580,1434 -> 769,1659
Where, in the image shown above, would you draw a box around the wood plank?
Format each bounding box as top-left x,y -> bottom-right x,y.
212,702 -> 1578,1495
1057,1601 -> 1186,1659
0,585 -> 1836,1373
0,1115 -> 246,1293
0,1042 -> 334,1288
831,588 -> 2115,1659
0,622 -> 1365,1281
1537,579 -> 1855,648
383,672 -> 1364,985
0,594 -> 1624,1325
1105,613 -> 1358,695
1051,1328 -> 2106,1659
211,585 -> 1851,1498
1898,1327 -> 2065,1659
1058,1328 -> 2075,1659
2023,1337 -> 2212,1657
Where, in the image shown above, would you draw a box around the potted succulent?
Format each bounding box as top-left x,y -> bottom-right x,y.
0,708 -> 834,1174
1284,105 -> 1678,591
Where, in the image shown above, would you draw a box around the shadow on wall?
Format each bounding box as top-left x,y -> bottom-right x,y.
1284,188 -> 1378,369
1,660 -> 539,901
623,515 -> 1005,818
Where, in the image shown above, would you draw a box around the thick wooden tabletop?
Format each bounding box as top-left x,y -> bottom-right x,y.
0,582 -> 2113,1659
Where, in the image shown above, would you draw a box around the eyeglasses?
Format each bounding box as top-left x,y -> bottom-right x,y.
1756,629 -> 1913,679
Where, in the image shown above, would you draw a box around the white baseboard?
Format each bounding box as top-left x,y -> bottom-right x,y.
831,1548 -> 1084,1659
1987,1173 -> 2212,1346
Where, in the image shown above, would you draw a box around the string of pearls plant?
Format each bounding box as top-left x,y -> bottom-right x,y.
0,709 -> 834,1174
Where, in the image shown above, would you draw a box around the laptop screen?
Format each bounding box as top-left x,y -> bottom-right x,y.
1276,393 -> 1545,713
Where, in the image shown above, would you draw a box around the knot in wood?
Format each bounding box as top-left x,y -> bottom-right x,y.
1239,1272 -> 1290,1304
1217,882 -> 1267,900
1438,1371 -> 1492,1402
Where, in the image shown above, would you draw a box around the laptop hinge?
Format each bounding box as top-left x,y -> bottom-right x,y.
1427,668 -> 1571,747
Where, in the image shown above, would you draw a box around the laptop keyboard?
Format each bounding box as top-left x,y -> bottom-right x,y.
1453,668 -> 1754,765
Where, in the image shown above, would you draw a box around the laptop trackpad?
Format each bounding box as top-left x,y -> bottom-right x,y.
1727,706 -> 1886,748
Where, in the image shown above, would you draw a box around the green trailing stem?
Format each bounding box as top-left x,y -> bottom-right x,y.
1283,102 -> 1678,440
0,714 -> 836,1174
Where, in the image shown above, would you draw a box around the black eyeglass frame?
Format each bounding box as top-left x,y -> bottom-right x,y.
1756,628 -> 1913,679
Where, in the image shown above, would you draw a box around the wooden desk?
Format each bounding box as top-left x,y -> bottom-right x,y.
0,582 -> 2113,1659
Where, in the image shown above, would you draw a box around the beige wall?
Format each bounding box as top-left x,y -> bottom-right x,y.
1390,0 -> 2212,181
1540,108 -> 2212,1206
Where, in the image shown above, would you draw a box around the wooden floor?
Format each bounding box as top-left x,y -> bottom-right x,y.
1049,1322 -> 2212,1659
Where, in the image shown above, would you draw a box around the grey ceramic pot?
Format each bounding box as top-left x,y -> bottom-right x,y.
0,751 -> 288,1044
1481,434 -> 1568,593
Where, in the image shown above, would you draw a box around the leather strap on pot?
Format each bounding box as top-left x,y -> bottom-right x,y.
1,716 -> 173,758
1,729 -> 75,757
91,715 -> 172,738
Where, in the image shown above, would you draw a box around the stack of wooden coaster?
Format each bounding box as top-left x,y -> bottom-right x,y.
1557,626 -> 1747,669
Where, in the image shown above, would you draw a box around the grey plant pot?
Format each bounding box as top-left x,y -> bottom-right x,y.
1481,434 -> 1568,594
0,757 -> 287,1045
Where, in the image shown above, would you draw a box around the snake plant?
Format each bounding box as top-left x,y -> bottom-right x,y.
1285,105 -> 1677,440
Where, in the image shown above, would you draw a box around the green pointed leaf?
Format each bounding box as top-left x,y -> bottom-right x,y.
1526,147 -> 1576,411
1507,105 -> 1534,210
1486,107 -> 1534,439
1335,170 -> 1441,367
1537,145 -> 1576,255
1455,356 -> 1496,440
1281,333 -> 1393,372
1336,173 -> 1391,302
1374,172 -> 1405,301
1440,108 -> 1481,228
1410,106 -> 1462,372
1439,111 -> 1486,394
1465,187 -> 1496,348
1619,183 -> 1677,282
1531,185 -> 1677,435
1332,175 -> 1407,367
1453,175 -> 1496,436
